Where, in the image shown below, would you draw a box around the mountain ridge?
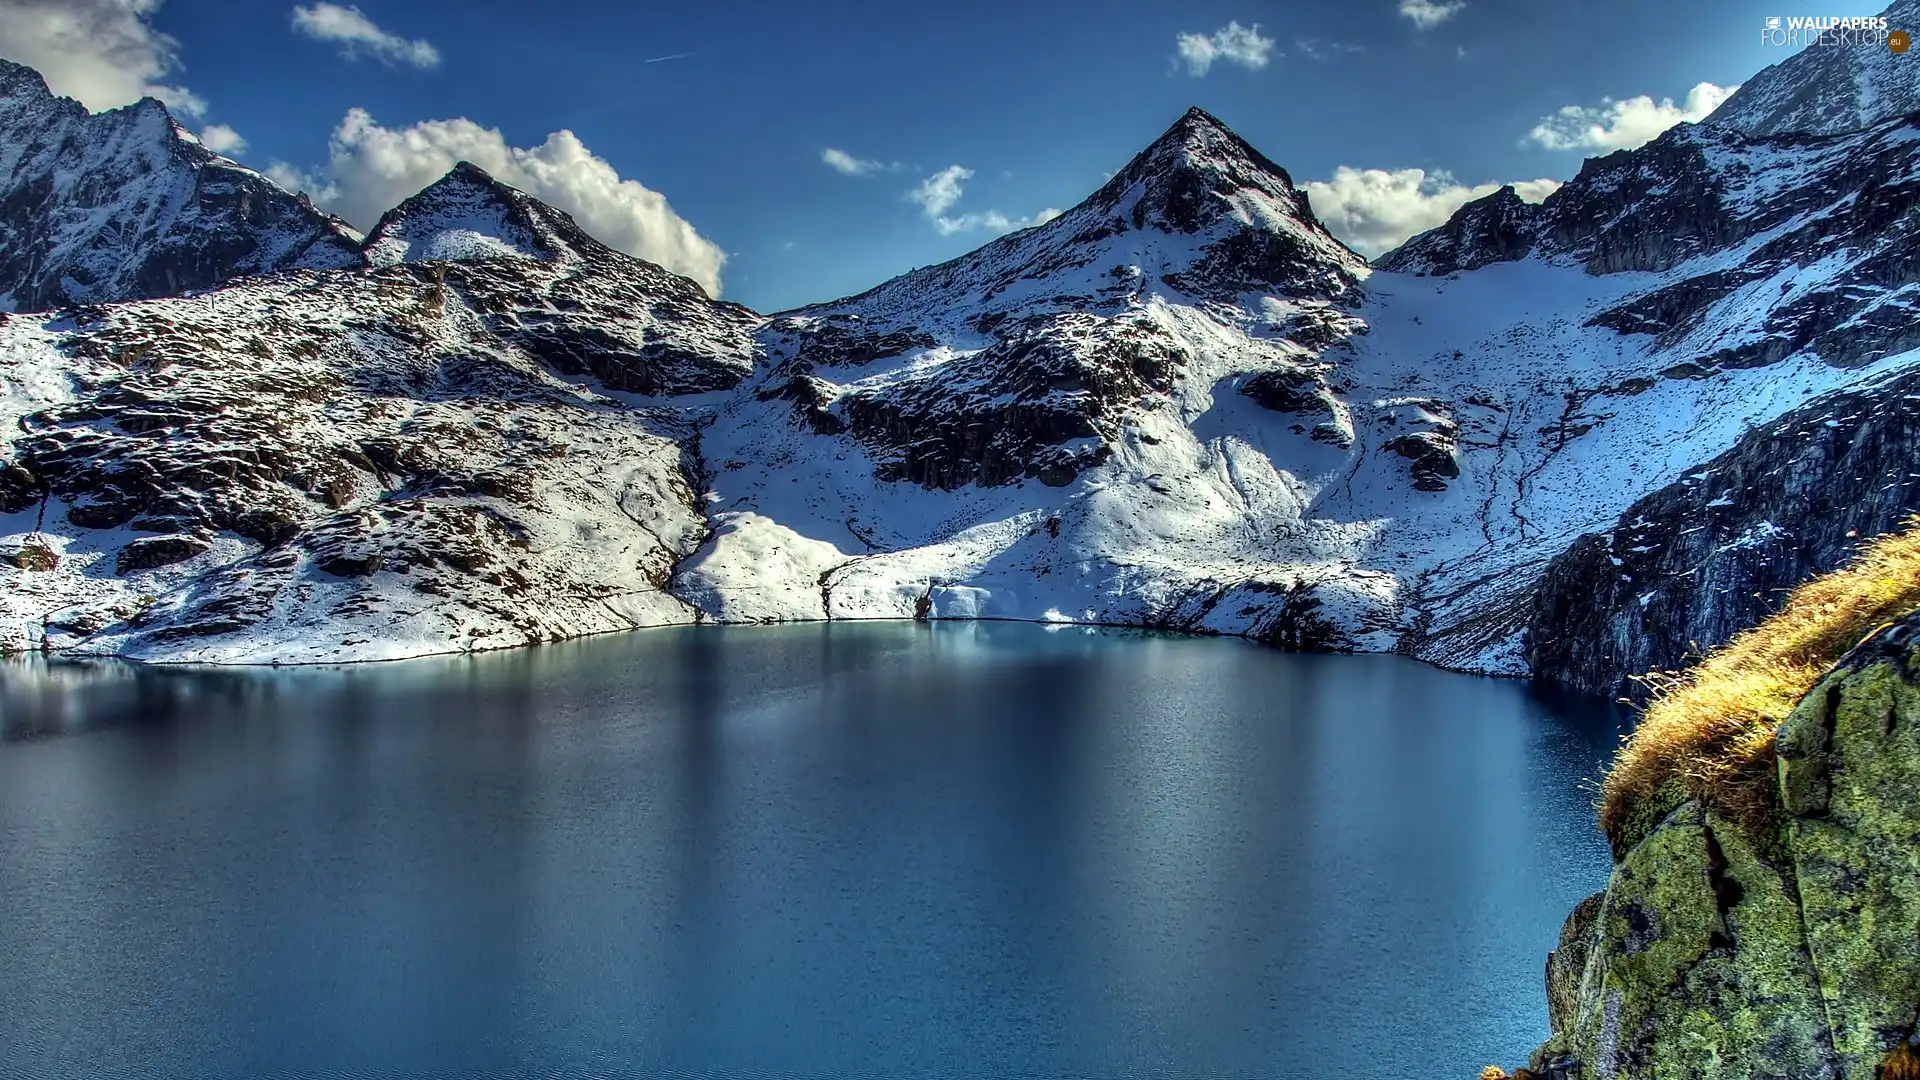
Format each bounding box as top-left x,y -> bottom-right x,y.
2,54 -> 1917,689
0,57 -> 364,313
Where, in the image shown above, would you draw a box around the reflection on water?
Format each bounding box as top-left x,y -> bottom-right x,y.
0,623 -> 1625,1080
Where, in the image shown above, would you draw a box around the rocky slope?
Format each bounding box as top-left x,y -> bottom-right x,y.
1528,366 -> 1920,700
1705,0 -> 1920,138
0,59 -> 363,314
0,160 -> 755,661
1378,107 -> 1920,677
679,102 -> 1920,672
1517,609 -> 1920,1080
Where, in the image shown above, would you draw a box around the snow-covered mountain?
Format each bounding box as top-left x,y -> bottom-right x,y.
3,55 -> 1918,683
0,162 -> 756,661
1706,0 -> 1920,137
680,104 -> 1920,679
0,59 -> 363,313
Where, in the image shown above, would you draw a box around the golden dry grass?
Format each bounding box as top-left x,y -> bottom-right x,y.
1599,516 -> 1920,853
1881,1042 -> 1920,1080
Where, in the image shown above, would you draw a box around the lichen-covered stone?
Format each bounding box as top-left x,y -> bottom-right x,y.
1783,636 -> 1920,1074
1539,803 -> 1832,1080
1519,611 -> 1920,1080
3,541 -> 58,571
1546,892 -> 1603,1037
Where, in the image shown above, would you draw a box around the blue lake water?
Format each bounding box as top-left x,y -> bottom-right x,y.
0,622 -> 1622,1080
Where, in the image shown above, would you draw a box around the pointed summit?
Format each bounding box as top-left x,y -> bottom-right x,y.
792,106 -> 1365,328
1086,106 -> 1321,236
362,160 -> 597,267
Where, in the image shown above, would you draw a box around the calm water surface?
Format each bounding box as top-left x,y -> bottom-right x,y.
0,622 -> 1622,1080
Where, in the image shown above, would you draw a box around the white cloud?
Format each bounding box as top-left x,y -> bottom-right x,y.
291,3 -> 439,68
821,147 -> 897,176
904,165 -> 1059,236
906,165 -> 971,217
1175,21 -> 1275,76
268,108 -> 726,295
1399,0 -> 1465,30
0,0 -> 207,116
932,207 -> 1063,236
1527,82 -> 1739,153
1303,166 -> 1560,257
198,123 -> 247,155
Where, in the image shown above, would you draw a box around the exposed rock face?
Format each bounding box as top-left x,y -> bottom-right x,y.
0,59 -> 362,313
1705,0 -> 1920,138
1528,368 -> 1920,699
1529,611 -> 1920,1080
1375,186 -> 1541,275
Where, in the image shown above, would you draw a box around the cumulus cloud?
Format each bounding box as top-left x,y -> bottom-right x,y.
291,3 -> 439,68
1303,167 -> 1560,257
197,123 -> 247,155
904,165 -> 1059,236
268,108 -> 726,294
1399,0 -> 1465,30
821,147 -> 897,176
0,0 -> 207,115
1174,21 -> 1275,76
906,165 -> 971,217
1527,82 -> 1738,153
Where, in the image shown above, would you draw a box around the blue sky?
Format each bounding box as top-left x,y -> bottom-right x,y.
0,0 -> 1894,311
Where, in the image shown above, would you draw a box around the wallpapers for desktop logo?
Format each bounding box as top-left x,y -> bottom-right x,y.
1762,14 -> 1902,48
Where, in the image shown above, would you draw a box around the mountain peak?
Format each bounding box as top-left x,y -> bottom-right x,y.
1377,183 -> 1541,275
1084,106 -> 1321,238
0,57 -> 51,100
0,55 -> 363,310
791,106 -> 1365,328
363,160 -> 579,267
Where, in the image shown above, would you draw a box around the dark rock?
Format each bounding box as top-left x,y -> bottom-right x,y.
116,534 -> 210,574
1377,185 -> 1541,275
834,316 -> 1167,489
1241,368 -> 1330,415
0,461 -> 43,513
1385,432 -> 1462,491
1527,365 -> 1920,698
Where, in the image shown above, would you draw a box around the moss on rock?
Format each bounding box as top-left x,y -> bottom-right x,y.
1514,610 -> 1920,1080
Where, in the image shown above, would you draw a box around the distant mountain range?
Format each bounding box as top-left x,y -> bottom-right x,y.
3,19 -> 1918,697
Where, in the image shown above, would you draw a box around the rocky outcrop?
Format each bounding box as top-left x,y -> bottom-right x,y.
0,59 -> 362,313
1385,111 -> 1920,382
1375,185 -> 1541,275
1527,368 -> 1920,699
1523,610 -> 1920,1080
